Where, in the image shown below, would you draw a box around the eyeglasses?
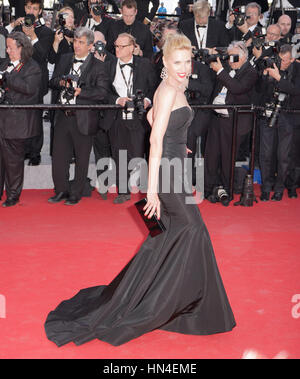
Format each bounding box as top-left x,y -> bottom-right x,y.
114,44 -> 133,49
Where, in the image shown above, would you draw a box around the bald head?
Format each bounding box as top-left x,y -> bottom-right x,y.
277,15 -> 292,37
266,24 -> 281,42
94,31 -> 106,44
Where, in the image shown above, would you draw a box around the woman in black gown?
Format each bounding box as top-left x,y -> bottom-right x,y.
44,33 -> 236,347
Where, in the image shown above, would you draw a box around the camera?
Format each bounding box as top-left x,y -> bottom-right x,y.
123,89 -> 146,120
24,13 -> 36,27
193,48 -> 239,65
94,40 -> 106,55
232,6 -> 250,27
252,28 -> 267,49
265,91 -> 287,128
60,74 -> 79,103
90,1 -> 108,16
261,54 -> 281,70
57,13 -> 74,38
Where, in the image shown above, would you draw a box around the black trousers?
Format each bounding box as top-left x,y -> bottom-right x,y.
109,116 -> 146,194
0,136 -> 25,200
204,113 -> 248,194
93,128 -> 111,187
286,123 -> 300,191
187,110 -> 210,185
25,110 -> 43,159
52,111 -> 93,199
259,114 -> 293,193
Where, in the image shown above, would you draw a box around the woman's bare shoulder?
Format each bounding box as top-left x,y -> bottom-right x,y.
153,82 -> 177,109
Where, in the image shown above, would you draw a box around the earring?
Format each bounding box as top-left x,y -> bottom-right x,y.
160,66 -> 168,81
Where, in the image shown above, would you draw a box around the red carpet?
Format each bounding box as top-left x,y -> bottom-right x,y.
0,187 -> 299,359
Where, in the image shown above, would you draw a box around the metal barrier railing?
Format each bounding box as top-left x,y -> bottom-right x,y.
1,103 -> 299,203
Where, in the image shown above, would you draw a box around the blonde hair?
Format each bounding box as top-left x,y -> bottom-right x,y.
58,6 -> 74,16
116,32 -> 136,45
192,0 -> 210,18
162,33 -> 192,58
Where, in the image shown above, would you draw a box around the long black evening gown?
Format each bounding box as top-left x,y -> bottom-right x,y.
44,106 -> 236,346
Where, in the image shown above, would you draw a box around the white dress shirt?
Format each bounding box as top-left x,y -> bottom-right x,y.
113,58 -> 134,99
195,21 -> 208,49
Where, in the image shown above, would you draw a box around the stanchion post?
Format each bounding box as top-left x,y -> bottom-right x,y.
229,107 -> 239,200
250,107 -> 257,176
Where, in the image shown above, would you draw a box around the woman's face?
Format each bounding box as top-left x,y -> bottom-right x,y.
61,10 -> 75,28
163,48 -> 191,85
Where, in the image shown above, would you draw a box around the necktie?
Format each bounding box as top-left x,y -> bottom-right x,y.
125,25 -> 132,35
196,25 -> 207,29
120,63 -> 133,69
74,58 -> 84,64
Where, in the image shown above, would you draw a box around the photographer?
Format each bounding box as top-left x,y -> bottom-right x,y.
152,20 -> 179,83
226,2 -> 264,44
204,40 -> 258,205
106,0 -> 154,60
215,1 -> 269,23
0,32 -> 42,207
257,44 -> 300,201
186,58 -> 214,186
277,14 -> 293,44
179,0 -> 230,52
80,0 -> 116,42
103,32 -> 157,204
49,6 -> 75,65
251,23 -> 281,66
92,30 -> 116,199
6,0 -> 54,166
48,27 -> 109,206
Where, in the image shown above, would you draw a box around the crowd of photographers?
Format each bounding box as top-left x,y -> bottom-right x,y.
0,0 -> 299,207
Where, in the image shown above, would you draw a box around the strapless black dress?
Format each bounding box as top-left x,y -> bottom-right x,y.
44,106 -> 236,346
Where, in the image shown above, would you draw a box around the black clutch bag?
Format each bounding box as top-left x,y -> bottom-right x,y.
134,198 -> 166,237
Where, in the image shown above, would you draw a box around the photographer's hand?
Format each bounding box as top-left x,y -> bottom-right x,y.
94,51 -> 106,62
11,17 -> 24,29
133,44 -> 143,57
74,88 -> 81,97
210,57 -> 223,73
116,97 -> 131,107
53,30 -> 64,53
59,79 -> 69,87
237,21 -> 249,35
267,64 -> 281,81
253,45 -> 262,59
144,98 -> 151,109
228,13 -> 235,27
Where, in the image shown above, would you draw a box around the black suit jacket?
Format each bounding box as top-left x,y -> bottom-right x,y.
256,61 -> 300,123
80,15 -> 116,42
212,61 -> 258,134
136,0 -> 159,22
0,58 -> 42,139
106,19 -> 154,59
179,17 -> 230,49
102,54 -> 157,131
49,52 -> 109,136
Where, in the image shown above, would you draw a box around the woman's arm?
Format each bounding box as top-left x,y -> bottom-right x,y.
144,84 -> 177,220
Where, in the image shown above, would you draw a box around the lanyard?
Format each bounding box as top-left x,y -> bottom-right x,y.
196,26 -> 206,49
119,63 -> 133,97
